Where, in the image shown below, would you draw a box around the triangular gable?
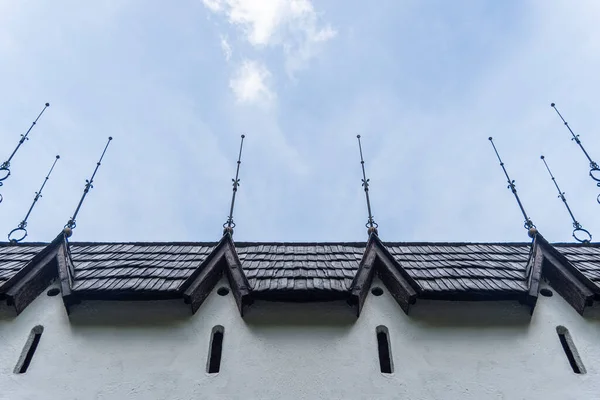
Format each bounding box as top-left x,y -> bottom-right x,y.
349,234 -> 420,316
0,232 -> 66,314
534,234 -> 598,315
180,233 -> 252,316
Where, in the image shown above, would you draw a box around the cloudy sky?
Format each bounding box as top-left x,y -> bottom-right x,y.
1,1 -> 600,244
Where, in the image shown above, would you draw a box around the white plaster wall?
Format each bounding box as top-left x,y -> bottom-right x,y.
0,276 -> 598,400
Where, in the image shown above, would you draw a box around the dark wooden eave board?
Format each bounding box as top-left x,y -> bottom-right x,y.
1,233 -> 65,314
223,236 -> 253,316
0,233 -> 64,294
252,290 -> 348,302
182,244 -> 227,314
374,245 -> 419,315
536,236 -> 596,315
348,235 -> 378,316
181,234 -> 252,316
524,237 -> 543,314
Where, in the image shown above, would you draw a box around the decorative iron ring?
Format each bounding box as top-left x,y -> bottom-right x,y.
0,167 -> 10,182
223,220 -> 236,229
365,221 -> 379,229
573,227 -> 592,244
8,227 -> 27,243
0,193 -> 3,203
589,167 -> 600,183
523,220 -> 536,230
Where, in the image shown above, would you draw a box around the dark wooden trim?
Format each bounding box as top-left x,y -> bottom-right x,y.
524,237 -> 543,314
179,237 -> 227,293
418,290 -> 523,302
182,246 -> 227,313
74,290 -> 182,301
540,247 -> 595,315
0,233 -> 65,315
56,239 -> 73,297
223,235 -> 252,316
252,290 -> 349,302
0,233 -> 63,294
373,236 -> 421,293
181,234 -> 252,316
348,236 -> 377,316
5,251 -> 59,314
374,245 -> 418,314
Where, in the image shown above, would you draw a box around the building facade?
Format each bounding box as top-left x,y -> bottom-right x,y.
0,232 -> 599,399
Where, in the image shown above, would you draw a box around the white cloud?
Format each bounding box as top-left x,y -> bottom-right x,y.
229,60 -> 275,105
203,0 -> 336,78
220,35 -> 232,61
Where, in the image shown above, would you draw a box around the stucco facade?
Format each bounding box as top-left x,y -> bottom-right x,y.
0,275 -> 598,400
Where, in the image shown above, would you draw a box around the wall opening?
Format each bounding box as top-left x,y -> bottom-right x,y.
207,325 -> 224,374
14,325 -> 44,374
47,288 -> 60,297
376,325 -> 393,374
371,287 -> 384,296
217,287 -> 230,296
540,288 -> 553,297
556,326 -> 586,374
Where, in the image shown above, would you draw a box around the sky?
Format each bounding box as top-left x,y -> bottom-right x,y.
1,0 -> 600,244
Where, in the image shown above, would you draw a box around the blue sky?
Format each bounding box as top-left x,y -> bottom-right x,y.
1,0 -> 600,243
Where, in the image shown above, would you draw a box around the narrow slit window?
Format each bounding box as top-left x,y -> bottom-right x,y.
556,326 -> 586,374
207,325 -> 224,374
376,325 -> 393,374
14,325 -> 44,374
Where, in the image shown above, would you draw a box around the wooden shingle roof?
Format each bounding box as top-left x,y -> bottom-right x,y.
1,235 -> 600,315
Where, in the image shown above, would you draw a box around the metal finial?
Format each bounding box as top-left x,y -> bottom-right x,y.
488,137 -> 536,235
357,135 -> 378,235
65,137 -> 113,232
551,103 -> 600,203
223,135 -> 245,236
8,155 -> 60,243
0,102 -> 51,204
540,155 -> 591,243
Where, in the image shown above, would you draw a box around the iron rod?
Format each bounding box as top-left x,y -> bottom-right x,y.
223,135 -> 245,234
357,135 -> 377,233
488,137 -> 535,230
8,155 -> 60,242
540,155 -> 591,243
66,137 -> 113,229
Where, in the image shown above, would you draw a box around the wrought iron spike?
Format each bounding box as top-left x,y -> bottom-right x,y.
65,137 -> 113,231
223,135 -> 246,236
357,135 -> 378,235
540,155 -> 591,243
8,155 -> 60,243
550,103 -> 600,203
0,102 -> 51,204
488,137 -> 535,233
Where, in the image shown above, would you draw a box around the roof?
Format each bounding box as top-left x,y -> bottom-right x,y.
1,237 -> 599,315
69,243 -> 216,293
385,242 -> 531,294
